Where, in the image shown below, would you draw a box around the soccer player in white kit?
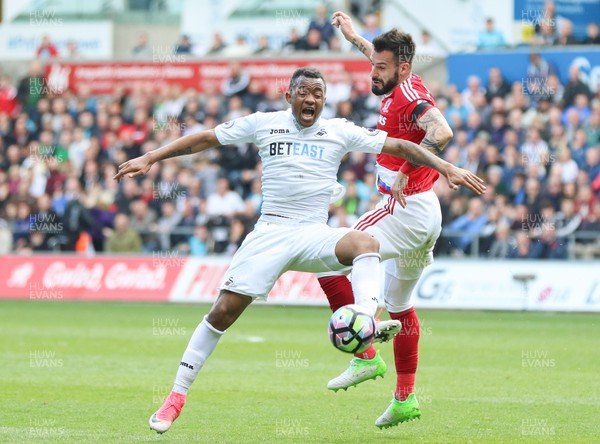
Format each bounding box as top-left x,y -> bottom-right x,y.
114,68 -> 485,434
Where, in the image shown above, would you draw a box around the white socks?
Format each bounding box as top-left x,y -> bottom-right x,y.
173,316 -> 224,395
351,253 -> 381,316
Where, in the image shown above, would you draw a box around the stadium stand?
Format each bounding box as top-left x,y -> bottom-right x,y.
0,3 -> 599,260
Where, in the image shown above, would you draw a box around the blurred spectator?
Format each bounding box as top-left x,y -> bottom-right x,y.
254,35 -> 272,55
224,218 -> 248,256
206,177 -> 244,218
538,224 -> 567,258
563,94 -> 592,126
329,35 -> 343,52
534,0 -> 558,38
131,32 -> 152,58
62,178 -> 98,251
242,80 -> 266,112
562,65 -> 591,108
189,224 -> 209,256
221,62 -> 251,98
521,127 -> 549,177
555,198 -> 582,237
488,222 -> 512,258
418,30 -> 444,57
508,232 -> 542,258
485,68 -> 510,102
583,22 -> 600,44
129,198 -> 158,250
282,28 -> 306,52
583,108 -> 600,146
222,35 -> 253,57
17,61 -> 46,111
555,149 -> 579,184
156,201 -> 182,251
555,19 -> 578,45
533,20 -> 557,46
477,18 -> 506,50
461,76 -> 485,111
307,5 -> 334,48
583,147 -> 600,181
65,40 -> 81,59
445,197 -> 488,253
303,29 -> 328,51
526,53 -> 556,94
574,201 -> 600,258
207,32 -> 227,55
175,35 -> 193,54
36,35 -> 59,59
0,75 -> 18,117
360,14 -> 382,42
106,213 -> 142,253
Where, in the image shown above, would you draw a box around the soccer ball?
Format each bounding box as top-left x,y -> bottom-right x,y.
328,304 -> 376,354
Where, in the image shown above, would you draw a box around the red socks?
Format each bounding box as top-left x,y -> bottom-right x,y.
318,275 -> 354,312
318,275 -> 377,360
389,307 -> 420,401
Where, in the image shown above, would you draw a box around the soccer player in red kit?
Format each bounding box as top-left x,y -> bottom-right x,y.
320,12 -> 462,428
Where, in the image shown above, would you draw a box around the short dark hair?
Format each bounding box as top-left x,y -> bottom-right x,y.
289,67 -> 326,92
372,29 -> 415,66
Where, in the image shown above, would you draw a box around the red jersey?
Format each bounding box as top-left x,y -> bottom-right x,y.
376,73 -> 439,196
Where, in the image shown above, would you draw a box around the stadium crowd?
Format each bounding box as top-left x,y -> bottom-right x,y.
1,52 -> 599,259
1,2 -> 600,259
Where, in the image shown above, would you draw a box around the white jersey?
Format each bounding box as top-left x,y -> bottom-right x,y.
214,109 -> 387,224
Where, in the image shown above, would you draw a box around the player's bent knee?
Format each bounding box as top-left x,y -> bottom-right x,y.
336,231 -> 380,265
353,231 -> 379,255
206,290 -> 253,331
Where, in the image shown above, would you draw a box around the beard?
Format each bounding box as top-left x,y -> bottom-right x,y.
371,72 -> 399,96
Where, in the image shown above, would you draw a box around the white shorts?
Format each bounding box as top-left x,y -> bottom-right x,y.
319,190 -> 442,312
357,191 -> 442,279
219,215 -> 352,299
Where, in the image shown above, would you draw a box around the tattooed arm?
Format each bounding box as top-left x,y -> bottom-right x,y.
381,136 -> 486,195
331,11 -> 373,59
114,130 -> 220,181
417,107 -> 453,156
382,136 -> 450,176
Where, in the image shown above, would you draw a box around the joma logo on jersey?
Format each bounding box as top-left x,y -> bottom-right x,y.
269,141 -> 325,159
270,128 -> 290,134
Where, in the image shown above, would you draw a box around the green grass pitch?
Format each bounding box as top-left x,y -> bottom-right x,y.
1,300 -> 599,443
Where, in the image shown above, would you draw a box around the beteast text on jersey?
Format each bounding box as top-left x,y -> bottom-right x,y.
268,141 -> 325,159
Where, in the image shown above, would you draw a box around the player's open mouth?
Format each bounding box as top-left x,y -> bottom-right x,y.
301,108 -> 315,119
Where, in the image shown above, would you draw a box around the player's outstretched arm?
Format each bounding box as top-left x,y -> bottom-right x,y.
331,11 -> 373,59
417,107 -> 453,155
113,129 -> 220,181
382,136 -> 486,195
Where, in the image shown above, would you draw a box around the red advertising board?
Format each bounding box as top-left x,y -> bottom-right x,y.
45,58 -> 372,95
0,255 -> 326,304
0,255 -> 178,301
